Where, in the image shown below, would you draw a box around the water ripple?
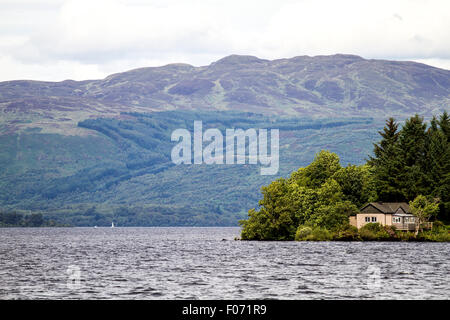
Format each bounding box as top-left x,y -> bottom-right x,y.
0,227 -> 448,299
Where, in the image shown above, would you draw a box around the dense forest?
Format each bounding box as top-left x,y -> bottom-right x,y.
0,211 -> 66,227
240,112 -> 450,241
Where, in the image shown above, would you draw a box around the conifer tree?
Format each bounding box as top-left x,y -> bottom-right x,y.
397,114 -> 429,200
369,118 -> 404,201
426,117 -> 448,191
438,110 -> 450,141
430,112 -> 450,222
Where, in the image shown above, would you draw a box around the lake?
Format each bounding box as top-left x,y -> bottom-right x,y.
0,227 -> 448,299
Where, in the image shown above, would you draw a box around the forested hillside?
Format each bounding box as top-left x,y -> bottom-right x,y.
0,111 -> 378,226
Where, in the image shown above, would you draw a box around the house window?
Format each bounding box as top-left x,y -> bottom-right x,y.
371,217 -> 377,222
404,217 -> 415,223
393,217 -> 401,223
365,217 -> 370,222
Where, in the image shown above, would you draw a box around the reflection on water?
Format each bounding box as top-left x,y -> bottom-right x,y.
0,227 -> 448,299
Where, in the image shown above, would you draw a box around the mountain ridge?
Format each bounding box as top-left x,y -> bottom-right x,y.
0,54 -> 449,136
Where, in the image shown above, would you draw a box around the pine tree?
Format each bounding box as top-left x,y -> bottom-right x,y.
426,117 -> 447,191
369,118 -> 404,201
398,114 -> 429,200
370,118 -> 400,161
430,112 -> 450,222
438,110 -> 450,141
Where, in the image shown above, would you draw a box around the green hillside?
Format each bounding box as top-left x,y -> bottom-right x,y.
0,111 -> 380,226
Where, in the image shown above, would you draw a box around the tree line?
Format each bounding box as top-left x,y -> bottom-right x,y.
0,211 -> 64,227
369,112 -> 449,219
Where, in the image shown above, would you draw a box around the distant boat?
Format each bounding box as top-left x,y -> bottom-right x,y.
111,222 -> 115,228
94,226 -> 97,229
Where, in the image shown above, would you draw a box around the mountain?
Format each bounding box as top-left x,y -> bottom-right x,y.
0,54 -> 449,135
0,54 -> 448,226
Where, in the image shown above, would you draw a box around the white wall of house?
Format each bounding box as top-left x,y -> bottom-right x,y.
355,213 -> 393,229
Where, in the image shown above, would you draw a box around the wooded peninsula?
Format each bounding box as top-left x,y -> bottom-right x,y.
240,112 -> 450,242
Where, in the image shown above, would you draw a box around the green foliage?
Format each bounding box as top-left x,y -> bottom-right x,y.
416,226 -> 450,242
241,112 -> 450,241
438,111 -> 450,140
358,223 -> 390,241
398,115 -> 429,200
409,195 -> 440,233
354,222 -> 450,242
332,164 -> 376,207
410,195 -> 439,218
240,178 -> 297,240
293,150 -> 341,188
241,150 -> 364,239
383,225 -> 397,238
239,209 -> 270,240
0,211 -> 65,227
395,231 -> 416,241
370,112 -> 450,222
331,224 -> 360,241
368,117 -> 405,201
294,226 -> 313,240
429,113 -> 450,222
295,225 -> 332,241
309,200 -> 358,230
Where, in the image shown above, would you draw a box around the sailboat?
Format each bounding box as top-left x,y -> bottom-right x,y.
111,221 -> 115,228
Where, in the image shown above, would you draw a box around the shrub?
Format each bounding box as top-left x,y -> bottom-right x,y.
309,227 -> 332,241
360,222 -> 384,233
433,230 -> 450,242
332,224 -> 360,241
416,226 -> 450,242
295,226 -> 313,241
433,220 -> 445,229
384,225 -> 398,239
359,223 -> 390,241
359,227 -> 376,240
396,231 -> 416,241
295,225 -> 332,241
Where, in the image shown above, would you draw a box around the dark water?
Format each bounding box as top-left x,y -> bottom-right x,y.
0,227 -> 448,299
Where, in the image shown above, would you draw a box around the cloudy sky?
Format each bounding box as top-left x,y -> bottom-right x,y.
1,0 -> 449,81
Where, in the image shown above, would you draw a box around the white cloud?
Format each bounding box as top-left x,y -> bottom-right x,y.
0,0 -> 449,81
0,55 -> 105,81
412,58 -> 450,70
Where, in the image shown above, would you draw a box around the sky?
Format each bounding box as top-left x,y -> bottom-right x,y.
1,0 -> 449,81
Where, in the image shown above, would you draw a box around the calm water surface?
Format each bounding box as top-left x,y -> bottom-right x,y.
0,227 -> 448,299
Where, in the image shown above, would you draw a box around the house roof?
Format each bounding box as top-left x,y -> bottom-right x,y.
360,202 -> 411,214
